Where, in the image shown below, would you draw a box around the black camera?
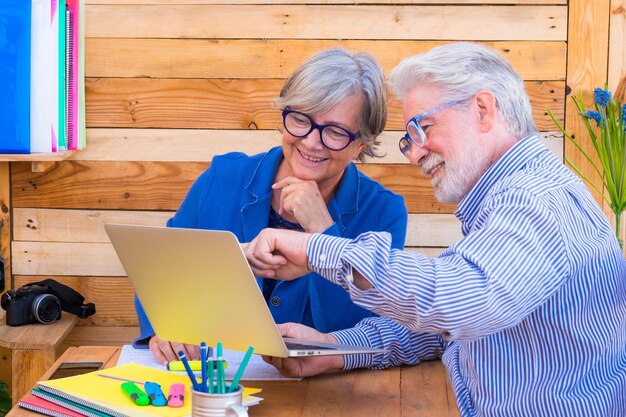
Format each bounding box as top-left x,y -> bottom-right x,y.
1,283 -> 62,326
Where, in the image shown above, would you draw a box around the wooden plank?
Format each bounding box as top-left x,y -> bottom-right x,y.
10,160 -> 202,211
10,130 -> 565,213
401,361 -> 460,417
407,214 -> 462,247
12,208 -> 462,247
564,1 -> 611,208
88,1 -> 565,5
86,39 -> 566,81
13,208 -> 172,242
610,1 -> 626,98
12,242 -> 125,276
0,162 -> 10,291
10,161 -> 451,213
74,129 -> 564,164
0,310 -> 77,350
609,0 -> 626,247
11,242 -> 446,277
301,370 -> 400,416
60,327 -> 137,352
85,78 -> 564,131
11,349 -> 56,407
349,368 -> 401,416
0,347 -> 10,403
86,5 -> 566,41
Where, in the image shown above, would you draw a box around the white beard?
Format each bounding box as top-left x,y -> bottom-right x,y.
420,136 -> 490,204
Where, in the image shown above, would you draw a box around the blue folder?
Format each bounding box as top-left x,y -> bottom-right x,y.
0,0 -> 31,154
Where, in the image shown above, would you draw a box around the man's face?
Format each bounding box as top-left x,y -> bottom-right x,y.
402,85 -> 492,204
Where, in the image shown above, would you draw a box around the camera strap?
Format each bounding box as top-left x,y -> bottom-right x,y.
29,279 -> 96,319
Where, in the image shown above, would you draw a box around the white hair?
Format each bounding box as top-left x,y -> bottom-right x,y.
389,42 -> 537,138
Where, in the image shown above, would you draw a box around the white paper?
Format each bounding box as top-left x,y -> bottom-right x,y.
117,345 -> 300,381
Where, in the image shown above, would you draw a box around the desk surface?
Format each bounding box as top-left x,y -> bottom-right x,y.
8,346 -> 460,417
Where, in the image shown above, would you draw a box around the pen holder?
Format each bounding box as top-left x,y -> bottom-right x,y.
191,384 -> 248,417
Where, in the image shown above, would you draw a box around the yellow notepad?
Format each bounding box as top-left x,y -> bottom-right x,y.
38,363 -> 262,417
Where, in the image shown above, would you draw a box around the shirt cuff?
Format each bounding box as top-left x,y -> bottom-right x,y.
331,325 -> 386,370
132,335 -> 152,349
307,233 -> 352,287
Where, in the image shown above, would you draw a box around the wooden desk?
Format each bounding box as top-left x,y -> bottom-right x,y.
7,346 -> 460,417
0,311 -> 78,406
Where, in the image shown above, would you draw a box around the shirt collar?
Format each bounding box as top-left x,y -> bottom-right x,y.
455,134 -> 544,231
245,145 -> 360,217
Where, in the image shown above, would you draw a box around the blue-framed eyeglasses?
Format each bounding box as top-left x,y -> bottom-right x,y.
399,100 -> 463,157
282,108 -> 361,151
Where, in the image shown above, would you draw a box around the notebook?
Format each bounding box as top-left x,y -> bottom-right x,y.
104,223 -> 385,358
36,363 -> 262,417
19,393 -> 86,417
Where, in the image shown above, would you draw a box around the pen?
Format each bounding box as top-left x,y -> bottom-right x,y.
98,374 -> 166,406
216,357 -> 226,394
228,346 -> 254,393
144,382 -> 168,406
207,357 -> 214,394
178,350 -> 202,392
167,383 -> 185,407
200,342 -> 208,393
120,381 -> 150,406
217,342 -> 225,394
167,359 -> 227,372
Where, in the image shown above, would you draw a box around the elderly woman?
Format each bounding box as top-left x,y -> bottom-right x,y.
134,48 -> 407,363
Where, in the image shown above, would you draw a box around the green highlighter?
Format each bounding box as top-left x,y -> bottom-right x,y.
121,381 -> 150,406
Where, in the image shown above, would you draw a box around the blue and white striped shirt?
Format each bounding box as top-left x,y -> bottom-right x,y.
308,135 -> 626,416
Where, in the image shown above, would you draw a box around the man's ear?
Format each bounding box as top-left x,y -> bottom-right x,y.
474,90 -> 497,132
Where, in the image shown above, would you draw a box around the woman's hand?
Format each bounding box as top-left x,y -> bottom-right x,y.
261,323 -> 345,378
273,176 -> 334,233
149,335 -> 200,365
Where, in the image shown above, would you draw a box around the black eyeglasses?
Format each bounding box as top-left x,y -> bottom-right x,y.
282,108 -> 360,151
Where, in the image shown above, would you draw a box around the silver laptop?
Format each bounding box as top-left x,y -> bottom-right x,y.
105,223 -> 385,358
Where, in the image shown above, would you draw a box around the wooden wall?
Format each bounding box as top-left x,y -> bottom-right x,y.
1,0 -> 624,352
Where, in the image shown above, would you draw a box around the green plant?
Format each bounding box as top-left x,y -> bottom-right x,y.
548,87 -> 626,248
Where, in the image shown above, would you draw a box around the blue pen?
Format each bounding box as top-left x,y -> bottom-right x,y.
178,350 -> 201,392
200,342 -> 208,393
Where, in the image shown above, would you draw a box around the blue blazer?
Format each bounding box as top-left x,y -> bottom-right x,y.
134,146 -> 407,345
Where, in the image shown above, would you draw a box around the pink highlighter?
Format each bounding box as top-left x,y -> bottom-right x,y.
167,383 -> 185,407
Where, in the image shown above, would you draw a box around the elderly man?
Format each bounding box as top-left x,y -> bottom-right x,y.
244,43 -> 626,417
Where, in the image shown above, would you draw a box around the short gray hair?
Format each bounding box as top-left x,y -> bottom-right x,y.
275,48 -> 387,161
388,42 -> 537,138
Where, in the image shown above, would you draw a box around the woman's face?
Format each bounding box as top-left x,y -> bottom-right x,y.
281,94 -> 365,193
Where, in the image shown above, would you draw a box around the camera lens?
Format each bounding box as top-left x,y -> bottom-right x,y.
31,294 -> 61,324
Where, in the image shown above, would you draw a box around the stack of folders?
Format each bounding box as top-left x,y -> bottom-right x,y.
19,363 -> 263,417
0,0 -> 86,154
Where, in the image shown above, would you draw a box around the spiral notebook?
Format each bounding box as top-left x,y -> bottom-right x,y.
35,363 -> 261,417
19,393 -> 87,417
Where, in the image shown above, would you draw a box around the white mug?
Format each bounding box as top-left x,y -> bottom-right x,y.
191,385 -> 248,417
